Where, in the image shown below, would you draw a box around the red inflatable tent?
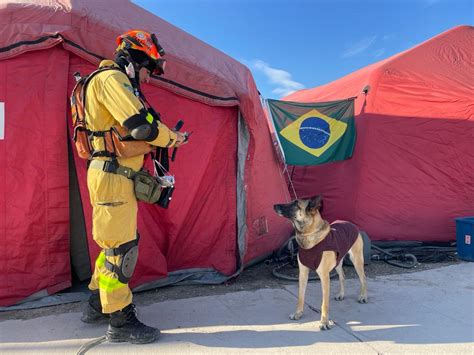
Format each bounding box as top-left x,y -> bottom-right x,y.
0,0 -> 291,306
284,25 -> 474,243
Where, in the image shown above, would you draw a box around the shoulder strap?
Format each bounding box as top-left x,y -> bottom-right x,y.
70,66 -> 119,127
70,66 -> 123,160
80,66 -> 123,119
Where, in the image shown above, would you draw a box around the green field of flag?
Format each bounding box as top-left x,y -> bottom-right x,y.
267,98 -> 356,166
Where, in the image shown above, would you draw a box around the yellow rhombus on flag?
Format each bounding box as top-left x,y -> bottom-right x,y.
280,109 -> 348,157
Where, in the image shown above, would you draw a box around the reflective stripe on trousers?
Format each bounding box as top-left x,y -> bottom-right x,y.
89,251 -> 133,313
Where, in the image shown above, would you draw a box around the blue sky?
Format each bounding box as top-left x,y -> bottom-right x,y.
133,0 -> 473,99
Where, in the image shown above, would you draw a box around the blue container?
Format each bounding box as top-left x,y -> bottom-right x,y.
455,217 -> 474,262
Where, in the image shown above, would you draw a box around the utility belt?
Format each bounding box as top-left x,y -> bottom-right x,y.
89,159 -> 174,208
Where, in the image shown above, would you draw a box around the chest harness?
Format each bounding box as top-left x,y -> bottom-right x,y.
70,67 -> 174,207
70,66 -> 153,160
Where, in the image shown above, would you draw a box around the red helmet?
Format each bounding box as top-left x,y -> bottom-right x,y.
116,30 -> 166,74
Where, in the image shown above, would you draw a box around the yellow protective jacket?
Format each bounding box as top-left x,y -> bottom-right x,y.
85,60 -> 178,172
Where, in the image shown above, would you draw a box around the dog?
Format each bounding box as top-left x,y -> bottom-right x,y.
273,195 -> 367,330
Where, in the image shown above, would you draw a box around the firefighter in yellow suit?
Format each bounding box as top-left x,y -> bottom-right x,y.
79,30 -> 187,344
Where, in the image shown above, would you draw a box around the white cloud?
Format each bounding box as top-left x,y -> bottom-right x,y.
251,59 -> 305,98
374,48 -> 386,58
342,35 -> 377,58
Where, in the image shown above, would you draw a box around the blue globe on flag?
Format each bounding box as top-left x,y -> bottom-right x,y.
299,117 -> 330,149
278,108 -> 350,159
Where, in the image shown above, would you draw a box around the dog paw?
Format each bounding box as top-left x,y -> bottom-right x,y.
334,294 -> 345,301
319,320 -> 333,331
358,295 -> 368,303
289,311 -> 303,320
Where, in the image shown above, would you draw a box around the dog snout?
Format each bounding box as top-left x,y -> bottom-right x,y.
273,204 -> 283,215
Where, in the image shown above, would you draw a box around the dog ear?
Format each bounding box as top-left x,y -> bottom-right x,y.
307,195 -> 322,213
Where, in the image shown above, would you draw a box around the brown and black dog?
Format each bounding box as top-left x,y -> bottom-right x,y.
273,195 -> 368,330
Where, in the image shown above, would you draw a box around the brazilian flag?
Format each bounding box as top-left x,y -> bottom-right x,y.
268,98 -> 356,166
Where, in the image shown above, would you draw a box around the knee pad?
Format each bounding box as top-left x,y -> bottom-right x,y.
104,235 -> 139,284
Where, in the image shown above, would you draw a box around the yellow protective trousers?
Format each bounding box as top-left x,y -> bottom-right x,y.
87,165 -> 137,314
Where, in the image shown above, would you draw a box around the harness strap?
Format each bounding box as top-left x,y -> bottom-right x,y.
88,160 -> 137,179
90,130 -> 107,137
74,66 -> 124,159
103,236 -> 140,284
90,151 -> 115,158
104,236 -> 140,257
104,260 -> 121,277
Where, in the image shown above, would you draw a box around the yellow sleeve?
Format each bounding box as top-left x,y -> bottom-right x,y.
149,121 -> 179,148
99,71 -> 143,126
99,71 -> 178,148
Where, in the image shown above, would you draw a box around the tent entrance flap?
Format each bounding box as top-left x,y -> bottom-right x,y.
68,139 -> 91,281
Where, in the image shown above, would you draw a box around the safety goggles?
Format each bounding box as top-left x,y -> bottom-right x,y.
144,58 -> 166,76
151,33 -> 165,57
148,33 -> 166,75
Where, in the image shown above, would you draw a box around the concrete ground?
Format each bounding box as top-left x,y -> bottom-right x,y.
1,263 -> 473,354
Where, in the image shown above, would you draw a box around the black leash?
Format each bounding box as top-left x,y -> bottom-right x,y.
76,336 -> 107,355
371,244 -> 418,269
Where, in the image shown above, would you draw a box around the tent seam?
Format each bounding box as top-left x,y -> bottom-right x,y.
0,35 -> 239,103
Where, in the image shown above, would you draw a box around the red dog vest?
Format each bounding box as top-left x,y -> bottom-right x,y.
298,221 -> 359,270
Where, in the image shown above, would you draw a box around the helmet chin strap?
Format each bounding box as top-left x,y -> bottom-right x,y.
115,51 -> 137,77
115,50 -> 143,95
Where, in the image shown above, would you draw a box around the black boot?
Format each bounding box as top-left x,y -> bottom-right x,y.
81,291 -> 110,324
106,304 -> 160,344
